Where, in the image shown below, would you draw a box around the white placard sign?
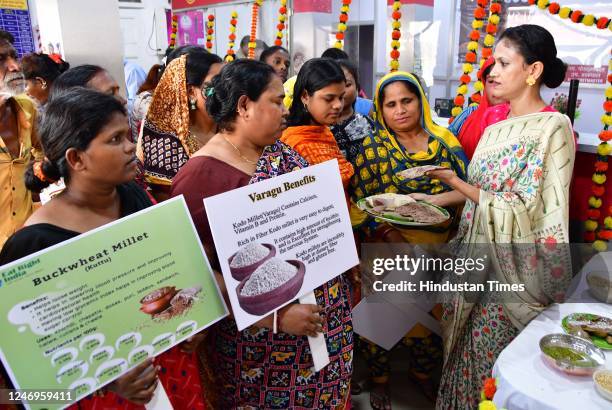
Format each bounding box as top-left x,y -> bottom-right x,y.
204,160 -> 358,331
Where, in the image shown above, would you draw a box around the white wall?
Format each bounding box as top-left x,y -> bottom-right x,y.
118,0 -> 170,73
32,0 -> 127,94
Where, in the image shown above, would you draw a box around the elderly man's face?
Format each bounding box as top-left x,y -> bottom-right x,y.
0,41 -> 24,97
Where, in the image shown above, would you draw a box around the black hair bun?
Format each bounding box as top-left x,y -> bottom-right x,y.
543,57 -> 567,89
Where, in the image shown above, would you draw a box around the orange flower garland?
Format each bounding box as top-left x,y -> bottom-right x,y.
528,0 -> 611,30
334,0 -> 351,49
206,14 -> 215,52
225,11 -> 238,62
389,1 -> 402,72
248,0 -> 263,59
450,0 -> 489,122
169,15 -> 178,49
274,0 -> 288,47
585,49 -> 612,252
471,0 -> 502,105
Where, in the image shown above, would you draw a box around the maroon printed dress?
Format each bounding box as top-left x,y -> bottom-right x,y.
170,141 -> 354,409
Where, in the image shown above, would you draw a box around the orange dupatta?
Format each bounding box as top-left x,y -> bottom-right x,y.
280,125 -> 354,188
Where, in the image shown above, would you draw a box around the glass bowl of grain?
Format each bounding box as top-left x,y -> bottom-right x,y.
586,271 -> 612,303
594,370 -> 612,401
236,257 -> 305,316
228,243 -> 276,281
539,333 -> 605,376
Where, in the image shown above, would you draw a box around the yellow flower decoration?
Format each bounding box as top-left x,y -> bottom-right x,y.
451,106 -> 462,117
472,20 -> 484,29
597,142 -> 611,155
248,41 -> 257,48
255,0 -> 263,5
392,21 -> 401,29
231,11 -> 238,18
390,59 -> 400,70
582,14 -> 595,26
474,81 -> 484,92
585,219 -> 598,232
341,5 -> 349,12
458,84 -> 468,95
279,15 -> 286,22
484,34 -> 496,47
559,7 -> 571,18
605,216 -> 612,229
229,26 -> 236,33
468,41 -> 478,51
593,173 -> 607,185
594,240 -> 608,252
536,0 -> 547,9
393,1 -> 401,10
463,63 -> 474,73
605,86 -> 612,99
589,196 -> 603,208
479,400 -> 497,410
391,40 -> 400,49
603,115 -> 612,126
489,14 -> 500,25
338,23 -> 347,32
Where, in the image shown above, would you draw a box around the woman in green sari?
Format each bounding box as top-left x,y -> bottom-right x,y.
350,71 -> 468,409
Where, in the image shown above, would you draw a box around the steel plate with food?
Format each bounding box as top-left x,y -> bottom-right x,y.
357,193 -> 450,226
562,313 -> 612,350
539,333 -> 605,376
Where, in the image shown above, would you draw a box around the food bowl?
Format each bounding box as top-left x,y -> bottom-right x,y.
228,243 -> 276,281
140,286 -> 178,315
593,369 -> 612,402
539,333 -> 605,376
236,260 -> 305,316
587,271 -> 612,303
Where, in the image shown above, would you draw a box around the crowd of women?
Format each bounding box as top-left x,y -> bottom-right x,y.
0,22 -> 576,410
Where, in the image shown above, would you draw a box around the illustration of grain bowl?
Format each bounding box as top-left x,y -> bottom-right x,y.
228,242 -> 276,281
153,286 -> 203,322
139,286 -> 178,315
236,257 -> 305,315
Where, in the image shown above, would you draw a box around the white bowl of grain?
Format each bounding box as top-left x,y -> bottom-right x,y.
228,242 -> 276,281
236,257 -> 306,316
594,369 -> 612,401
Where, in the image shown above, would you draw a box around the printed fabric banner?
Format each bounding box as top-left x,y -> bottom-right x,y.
205,160 -> 359,331
0,196 -> 227,410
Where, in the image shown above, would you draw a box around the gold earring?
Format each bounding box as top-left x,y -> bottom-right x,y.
526,75 -> 536,86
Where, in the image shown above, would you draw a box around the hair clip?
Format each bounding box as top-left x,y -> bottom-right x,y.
205,87 -> 215,97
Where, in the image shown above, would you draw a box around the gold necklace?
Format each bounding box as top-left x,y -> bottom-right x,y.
223,136 -> 258,165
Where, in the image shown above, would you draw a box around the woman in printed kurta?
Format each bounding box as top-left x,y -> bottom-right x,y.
430,25 -> 575,409
136,51 -> 222,201
170,60 -> 353,409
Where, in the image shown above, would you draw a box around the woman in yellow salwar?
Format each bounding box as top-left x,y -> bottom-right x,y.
350,71 -> 468,409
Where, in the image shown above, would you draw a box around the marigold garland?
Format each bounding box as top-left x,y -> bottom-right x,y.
471,0 -> 502,105
169,15 -> 178,49
585,48 -> 612,251
450,0 -> 489,122
225,11 -> 238,62
334,0 -> 351,49
206,14 -> 215,52
527,0 -> 611,30
478,377 -> 507,410
275,0 -> 288,47
389,1 -> 402,72
248,0 -> 263,59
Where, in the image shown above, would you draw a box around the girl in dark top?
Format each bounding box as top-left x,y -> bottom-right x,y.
0,88 -> 206,410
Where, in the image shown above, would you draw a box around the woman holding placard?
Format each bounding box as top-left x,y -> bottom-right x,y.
0,88 -> 206,409
171,59 -> 353,409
